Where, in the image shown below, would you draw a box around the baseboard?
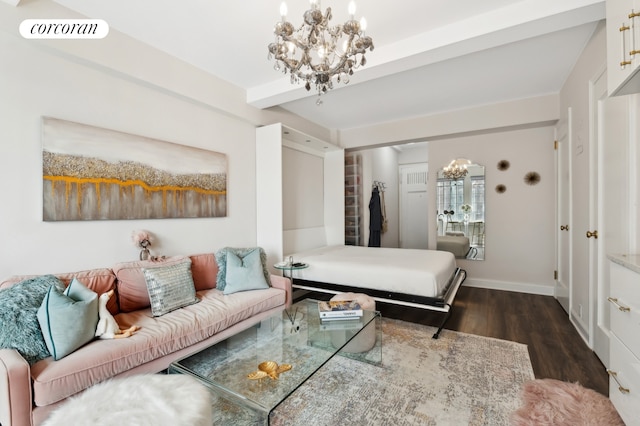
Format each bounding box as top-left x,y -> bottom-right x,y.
463,277 -> 554,296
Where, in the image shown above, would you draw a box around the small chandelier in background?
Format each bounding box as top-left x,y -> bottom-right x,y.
443,159 -> 471,180
268,0 -> 374,104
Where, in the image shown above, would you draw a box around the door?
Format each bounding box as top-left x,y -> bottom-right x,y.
556,112 -> 571,314
399,163 -> 428,249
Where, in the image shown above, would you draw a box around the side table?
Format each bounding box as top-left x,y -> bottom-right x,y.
273,261 -> 308,286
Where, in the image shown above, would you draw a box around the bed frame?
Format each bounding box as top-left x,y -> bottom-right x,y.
292,267 -> 466,339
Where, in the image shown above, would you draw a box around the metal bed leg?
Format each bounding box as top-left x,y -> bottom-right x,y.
432,304 -> 452,339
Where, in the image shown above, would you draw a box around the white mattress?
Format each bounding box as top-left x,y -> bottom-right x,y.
288,245 -> 458,298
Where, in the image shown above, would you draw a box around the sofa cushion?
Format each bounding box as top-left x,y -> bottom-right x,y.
143,259 -> 199,317
215,247 -> 269,291
1,268 -> 118,315
0,275 -> 61,364
29,286 -> 287,407
189,253 -> 218,291
223,249 -> 270,295
37,278 -> 99,360
113,256 -> 190,312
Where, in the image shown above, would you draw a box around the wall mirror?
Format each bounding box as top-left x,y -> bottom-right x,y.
436,159 -> 485,260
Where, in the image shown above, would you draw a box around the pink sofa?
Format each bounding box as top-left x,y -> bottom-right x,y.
0,253 -> 292,426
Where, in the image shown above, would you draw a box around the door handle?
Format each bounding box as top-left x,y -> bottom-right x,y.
586,230 -> 598,239
560,225 -> 569,231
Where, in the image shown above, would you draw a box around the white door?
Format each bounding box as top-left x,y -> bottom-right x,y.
399,163 -> 428,249
556,112 -> 571,314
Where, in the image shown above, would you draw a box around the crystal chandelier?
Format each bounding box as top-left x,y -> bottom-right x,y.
268,0 -> 374,102
443,159 -> 471,180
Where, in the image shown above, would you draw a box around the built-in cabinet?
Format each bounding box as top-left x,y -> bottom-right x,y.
256,123 -> 344,271
344,152 -> 363,246
607,257 -> 640,424
607,0 -> 640,96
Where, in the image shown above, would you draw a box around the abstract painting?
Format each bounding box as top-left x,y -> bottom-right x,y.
42,117 -> 227,221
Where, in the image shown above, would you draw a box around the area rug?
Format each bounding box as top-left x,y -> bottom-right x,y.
265,318 -> 533,425
511,379 -> 624,426
207,318 -> 521,425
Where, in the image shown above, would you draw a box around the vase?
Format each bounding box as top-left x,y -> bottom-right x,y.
140,248 -> 150,261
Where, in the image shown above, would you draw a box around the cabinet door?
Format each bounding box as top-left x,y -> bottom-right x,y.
608,0 -> 640,95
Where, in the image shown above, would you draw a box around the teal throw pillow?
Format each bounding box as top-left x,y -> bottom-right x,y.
215,247 -> 270,291
37,278 -> 99,360
0,275 -> 61,364
223,249 -> 270,295
143,259 -> 199,317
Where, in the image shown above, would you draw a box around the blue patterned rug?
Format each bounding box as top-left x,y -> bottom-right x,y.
213,318 -> 534,425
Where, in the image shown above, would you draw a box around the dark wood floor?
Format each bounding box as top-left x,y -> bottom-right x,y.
297,286 -> 609,396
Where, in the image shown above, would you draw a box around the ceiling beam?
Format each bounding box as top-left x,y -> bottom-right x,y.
246,0 -> 605,109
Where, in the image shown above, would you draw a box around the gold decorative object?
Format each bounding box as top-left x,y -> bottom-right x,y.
497,160 -> 510,171
248,361 -> 293,380
247,371 -> 268,380
524,171 -> 541,185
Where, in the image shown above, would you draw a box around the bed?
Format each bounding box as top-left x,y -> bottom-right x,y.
285,245 -> 466,338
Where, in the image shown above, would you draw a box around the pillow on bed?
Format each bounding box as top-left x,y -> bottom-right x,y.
215,247 -> 270,291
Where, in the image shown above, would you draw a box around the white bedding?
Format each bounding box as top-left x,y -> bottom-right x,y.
288,245 -> 458,298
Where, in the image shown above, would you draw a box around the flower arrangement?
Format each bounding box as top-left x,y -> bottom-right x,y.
131,230 -> 152,249
460,204 -> 472,214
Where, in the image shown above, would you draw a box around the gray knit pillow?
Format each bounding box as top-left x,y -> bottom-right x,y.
0,275 -> 62,364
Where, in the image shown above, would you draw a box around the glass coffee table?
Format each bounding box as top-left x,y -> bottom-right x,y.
169,298 -> 381,425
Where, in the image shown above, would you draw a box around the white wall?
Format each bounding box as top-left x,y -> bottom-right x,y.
428,127 -> 556,294
0,2 -> 324,279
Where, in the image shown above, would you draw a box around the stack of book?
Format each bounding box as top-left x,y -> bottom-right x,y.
318,300 -> 363,321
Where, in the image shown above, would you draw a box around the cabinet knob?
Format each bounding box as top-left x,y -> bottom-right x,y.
560,225 -> 569,231
586,230 -> 598,239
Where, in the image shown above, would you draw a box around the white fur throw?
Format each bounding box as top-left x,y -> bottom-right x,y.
43,375 -> 212,426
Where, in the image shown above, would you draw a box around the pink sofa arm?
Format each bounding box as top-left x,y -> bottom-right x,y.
0,349 -> 33,426
269,274 -> 292,308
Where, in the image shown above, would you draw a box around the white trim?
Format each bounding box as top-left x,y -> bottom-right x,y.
463,278 -> 555,296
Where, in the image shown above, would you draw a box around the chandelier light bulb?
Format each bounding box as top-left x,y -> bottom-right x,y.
360,17 -> 367,32
280,2 -> 288,19
348,1 -> 356,17
310,0 -> 319,10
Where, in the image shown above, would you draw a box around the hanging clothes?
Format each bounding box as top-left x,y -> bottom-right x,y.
369,187 -> 382,247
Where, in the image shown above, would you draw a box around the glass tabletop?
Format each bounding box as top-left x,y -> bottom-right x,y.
169,298 -> 380,424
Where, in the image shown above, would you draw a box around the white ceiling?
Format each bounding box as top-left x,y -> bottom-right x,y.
52,0 -> 605,132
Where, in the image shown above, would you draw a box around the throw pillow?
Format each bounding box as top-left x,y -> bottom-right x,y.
215,247 -> 270,291
113,256 -> 190,312
142,259 -> 199,317
0,275 -> 61,364
37,278 -> 99,360
223,249 -> 270,295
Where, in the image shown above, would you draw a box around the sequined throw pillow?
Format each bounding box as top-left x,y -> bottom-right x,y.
142,259 -> 199,317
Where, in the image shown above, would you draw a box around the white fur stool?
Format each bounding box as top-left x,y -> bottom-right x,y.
43,374 -> 212,426
329,292 -> 377,353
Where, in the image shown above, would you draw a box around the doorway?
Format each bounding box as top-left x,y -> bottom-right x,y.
399,163 -> 428,249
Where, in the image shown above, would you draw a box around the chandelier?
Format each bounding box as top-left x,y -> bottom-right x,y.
268,0 -> 374,102
443,159 -> 471,180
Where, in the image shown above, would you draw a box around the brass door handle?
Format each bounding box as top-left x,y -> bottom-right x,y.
560,225 -> 569,231
586,230 -> 598,239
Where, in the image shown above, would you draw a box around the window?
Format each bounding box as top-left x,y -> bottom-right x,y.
470,176 -> 485,222
437,178 -> 464,222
